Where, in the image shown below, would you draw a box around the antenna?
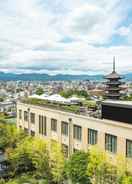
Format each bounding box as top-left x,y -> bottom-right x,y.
113,56 -> 115,72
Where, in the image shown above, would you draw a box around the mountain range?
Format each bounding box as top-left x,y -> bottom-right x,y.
0,72 -> 131,81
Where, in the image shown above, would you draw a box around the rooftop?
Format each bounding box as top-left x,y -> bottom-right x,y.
20,97 -> 97,116
104,57 -> 122,80
102,100 -> 132,109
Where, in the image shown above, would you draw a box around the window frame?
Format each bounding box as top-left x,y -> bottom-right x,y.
126,139 -> 132,158
73,125 -> 82,141
61,121 -> 68,136
88,128 -> 98,145
24,111 -> 28,122
39,115 -> 47,136
51,118 -> 57,132
105,133 -> 117,153
30,112 -> 35,124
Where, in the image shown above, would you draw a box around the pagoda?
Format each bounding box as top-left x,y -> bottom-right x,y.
104,57 -> 123,100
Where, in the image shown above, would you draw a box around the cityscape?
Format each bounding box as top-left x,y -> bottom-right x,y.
0,0 -> 132,184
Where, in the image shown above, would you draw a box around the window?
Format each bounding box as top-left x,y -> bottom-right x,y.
51,119 -> 57,132
62,144 -> 69,158
105,134 -> 117,153
39,115 -> 47,136
19,110 -> 22,119
30,113 -> 35,124
73,125 -> 82,141
24,111 -> 28,121
73,148 -> 79,153
31,130 -> 35,136
88,129 -> 98,145
126,139 -> 132,158
61,121 -> 68,136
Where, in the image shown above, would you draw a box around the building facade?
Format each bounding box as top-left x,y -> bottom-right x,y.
17,102 -> 132,159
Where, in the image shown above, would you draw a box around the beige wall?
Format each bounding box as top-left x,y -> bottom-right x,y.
17,102 -> 132,157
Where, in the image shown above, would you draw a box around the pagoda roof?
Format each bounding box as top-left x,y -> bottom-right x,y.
104,57 -> 122,79
105,71 -> 122,79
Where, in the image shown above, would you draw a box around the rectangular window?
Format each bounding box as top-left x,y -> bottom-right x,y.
61,121 -> 68,136
73,148 -> 79,153
126,139 -> 132,158
105,134 -> 117,153
31,130 -> 35,136
39,115 -> 47,136
62,144 -> 69,158
73,125 -> 82,141
88,129 -> 98,145
19,110 -> 22,119
30,113 -> 35,124
51,119 -> 57,132
24,111 -> 28,121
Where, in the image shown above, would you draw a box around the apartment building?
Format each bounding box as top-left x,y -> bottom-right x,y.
17,101 -> 132,158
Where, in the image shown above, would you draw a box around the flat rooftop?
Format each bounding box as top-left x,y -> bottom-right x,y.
20,97 -> 97,116
102,100 -> 132,109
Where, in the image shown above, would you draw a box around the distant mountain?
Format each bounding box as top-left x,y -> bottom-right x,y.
0,72 -> 131,81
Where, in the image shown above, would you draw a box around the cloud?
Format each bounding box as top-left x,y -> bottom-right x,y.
0,0 -> 131,74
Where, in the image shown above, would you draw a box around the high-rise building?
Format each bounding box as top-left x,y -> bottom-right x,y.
105,57 -> 123,100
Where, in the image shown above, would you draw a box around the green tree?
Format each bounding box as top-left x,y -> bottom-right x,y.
36,87 -> 44,95
66,151 -> 91,184
31,138 -> 51,182
7,137 -> 35,176
49,141 -> 65,183
0,122 -> 26,151
120,176 -> 132,184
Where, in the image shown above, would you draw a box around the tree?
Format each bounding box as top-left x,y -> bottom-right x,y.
36,87 -> 44,95
87,147 -> 124,184
7,137 -> 35,176
6,137 -> 65,184
120,176 -> 132,184
31,138 -> 51,182
49,141 -> 65,183
0,122 -> 26,151
66,151 -> 91,184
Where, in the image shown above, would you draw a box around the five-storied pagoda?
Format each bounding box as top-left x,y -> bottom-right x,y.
105,57 -> 123,100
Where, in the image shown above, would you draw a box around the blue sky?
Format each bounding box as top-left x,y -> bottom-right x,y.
0,0 -> 132,74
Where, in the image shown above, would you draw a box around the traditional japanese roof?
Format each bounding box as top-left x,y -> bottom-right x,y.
104,57 -> 122,79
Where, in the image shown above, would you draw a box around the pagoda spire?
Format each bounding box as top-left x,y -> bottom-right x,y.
113,56 -> 115,72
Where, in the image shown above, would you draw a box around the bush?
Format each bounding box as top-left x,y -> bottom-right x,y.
66,151 -> 91,184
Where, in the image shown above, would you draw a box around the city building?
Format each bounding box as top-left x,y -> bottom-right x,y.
17,100 -> 132,159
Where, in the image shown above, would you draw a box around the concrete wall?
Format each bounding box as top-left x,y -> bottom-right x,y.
17,102 -> 132,158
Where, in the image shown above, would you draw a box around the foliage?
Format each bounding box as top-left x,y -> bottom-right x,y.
120,175 -> 132,184
87,146 -> 123,184
22,98 -> 80,114
0,97 -> 4,102
6,136 -> 65,183
1,123 -> 132,184
60,89 -> 90,99
5,174 -> 48,184
7,137 -> 36,176
0,121 -> 26,151
36,87 -> 44,95
49,141 -> 65,183
83,100 -> 97,109
121,94 -> 132,101
66,151 -> 91,184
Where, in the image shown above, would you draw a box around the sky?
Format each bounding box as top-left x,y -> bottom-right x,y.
0,0 -> 132,75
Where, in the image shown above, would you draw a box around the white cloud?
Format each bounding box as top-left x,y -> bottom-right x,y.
0,0 -> 131,74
